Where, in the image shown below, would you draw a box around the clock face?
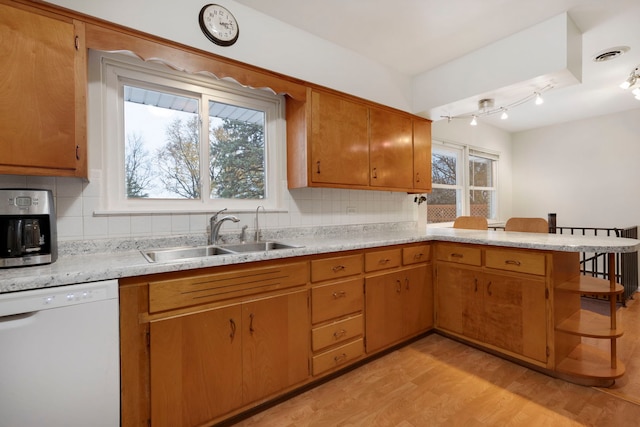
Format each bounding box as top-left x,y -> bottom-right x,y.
199,4 -> 239,46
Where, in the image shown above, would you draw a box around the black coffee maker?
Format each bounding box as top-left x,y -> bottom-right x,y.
0,189 -> 57,268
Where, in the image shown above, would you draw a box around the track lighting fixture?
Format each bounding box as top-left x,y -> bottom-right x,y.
620,66 -> 640,100
441,85 -> 552,126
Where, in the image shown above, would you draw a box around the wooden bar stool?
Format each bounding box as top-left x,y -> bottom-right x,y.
453,216 -> 488,230
505,217 -> 549,233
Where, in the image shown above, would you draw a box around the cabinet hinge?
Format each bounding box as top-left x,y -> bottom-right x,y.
546,346 -> 550,358
146,330 -> 150,348
545,288 -> 549,299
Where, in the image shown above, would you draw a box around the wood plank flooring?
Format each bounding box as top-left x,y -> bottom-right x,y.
231,295 -> 640,426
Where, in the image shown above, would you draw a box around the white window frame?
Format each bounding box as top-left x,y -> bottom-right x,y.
430,140 -> 499,221
91,51 -> 285,214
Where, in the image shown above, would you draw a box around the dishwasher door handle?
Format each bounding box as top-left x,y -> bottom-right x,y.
0,311 -> 38,330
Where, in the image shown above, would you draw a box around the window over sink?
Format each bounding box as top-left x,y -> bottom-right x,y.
90,51 -> 285,213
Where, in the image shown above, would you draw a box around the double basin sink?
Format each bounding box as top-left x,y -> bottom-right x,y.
141,241 -> 301,263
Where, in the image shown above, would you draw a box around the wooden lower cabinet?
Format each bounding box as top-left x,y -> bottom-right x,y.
150,305 -> 243,427
365,264 -> 433,353
436,259 -> 547,365
149,290 -> 309,427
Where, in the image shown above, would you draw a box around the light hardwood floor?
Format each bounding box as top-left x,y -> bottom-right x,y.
231,295 -> 640,426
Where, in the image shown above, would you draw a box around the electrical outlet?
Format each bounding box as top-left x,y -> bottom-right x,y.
346,206 -> 356,215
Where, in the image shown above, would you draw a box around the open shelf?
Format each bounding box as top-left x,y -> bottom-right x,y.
556,275 -> 623,296
555,343 -> 625,380
555,309 -> 622,338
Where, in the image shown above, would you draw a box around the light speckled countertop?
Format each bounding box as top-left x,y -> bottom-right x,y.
0,225 -> 638,294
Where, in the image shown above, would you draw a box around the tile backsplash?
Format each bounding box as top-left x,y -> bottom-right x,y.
0,175 -> 418,243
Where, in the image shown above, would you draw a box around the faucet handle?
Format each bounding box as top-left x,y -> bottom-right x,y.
212,208 -> 227,222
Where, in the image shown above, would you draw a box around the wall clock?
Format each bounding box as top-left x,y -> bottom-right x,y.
198,4 -> 239,46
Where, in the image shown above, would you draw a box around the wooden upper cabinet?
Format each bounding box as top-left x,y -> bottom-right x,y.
310,90 -> 369,186
287,88 -> 432,192
369,107 -> 413,189
413,119 -> 432,192
0,2 -> 87,177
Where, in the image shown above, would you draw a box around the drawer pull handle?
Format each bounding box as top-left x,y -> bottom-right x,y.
487,281 -> 492,296
333,329 -> 347,339
413,253 -> 424,260
332,265 -> 346,272
249,313 -> 255,335
451,253 -> 464,258
378,258 -> 391,264
505,260 -> 521,266
334,353 -> 348,363
396,280 -> 402,293
332,291 -> 346,299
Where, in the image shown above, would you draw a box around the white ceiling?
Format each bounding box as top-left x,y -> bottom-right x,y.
235,0 -> 640,132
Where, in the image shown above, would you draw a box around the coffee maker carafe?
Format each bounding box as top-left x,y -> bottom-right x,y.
0,189 -> 57,268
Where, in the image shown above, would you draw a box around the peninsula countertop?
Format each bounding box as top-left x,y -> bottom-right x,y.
1,227 -> 638,294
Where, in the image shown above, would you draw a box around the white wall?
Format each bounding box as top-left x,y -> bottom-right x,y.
431,118 -> 514,222
512,108 -> 640,228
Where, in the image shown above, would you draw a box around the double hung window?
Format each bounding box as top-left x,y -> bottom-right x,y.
427,141 -> 498,223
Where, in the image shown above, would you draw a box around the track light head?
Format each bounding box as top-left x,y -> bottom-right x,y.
620,68 -> 639,89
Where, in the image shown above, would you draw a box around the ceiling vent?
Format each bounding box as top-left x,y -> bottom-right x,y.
592,46 -> 630,62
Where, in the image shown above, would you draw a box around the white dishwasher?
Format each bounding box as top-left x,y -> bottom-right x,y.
0,279 -> 120,427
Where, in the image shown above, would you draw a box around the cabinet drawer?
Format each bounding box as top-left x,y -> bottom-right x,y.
485,249 -> 546,276
436,244 -> 482,266
403,244 -> 431,265
311,254 -> 363,282
148,261 -> 309,313
365,248 -> 401,272
312,315 -> 363,352
312,338 -> 364,376
311,278 -> 363,324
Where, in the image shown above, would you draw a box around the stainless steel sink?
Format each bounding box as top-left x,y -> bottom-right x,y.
141,241 -> 302,263
219,241 -> 301,253
141,245 -> 235,263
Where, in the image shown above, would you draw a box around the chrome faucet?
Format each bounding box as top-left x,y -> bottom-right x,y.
210,208 -> 240,245
254,205 -> 266,242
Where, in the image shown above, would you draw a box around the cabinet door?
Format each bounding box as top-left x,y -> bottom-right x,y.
365,271 -> 404,353
150,305 -> 243,427
369,107 -> 413,189
413,119 -> 432,192
403,265 -> 433,336
0,3 -> 86,177
310,90 -> 369,186
435,263 -> 472,334
242,290 -> 309,404
478,272 -> 547,363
